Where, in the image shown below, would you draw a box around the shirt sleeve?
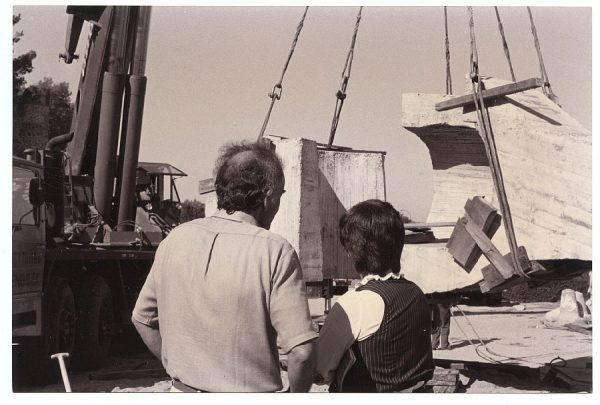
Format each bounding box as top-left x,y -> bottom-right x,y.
269,248 -> 318,354
314,290 -> 385,384
131,241 -> 165,328
315,302 -> 356,384
352,290 -> 385,341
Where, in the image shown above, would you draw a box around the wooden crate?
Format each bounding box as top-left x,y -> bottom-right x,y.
317,147 -> 387,279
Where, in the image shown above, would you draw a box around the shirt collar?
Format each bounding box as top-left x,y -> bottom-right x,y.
356,272 -> 403,288
211,209 -> 258,226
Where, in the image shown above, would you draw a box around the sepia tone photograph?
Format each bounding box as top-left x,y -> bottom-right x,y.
8,1 -> 593,398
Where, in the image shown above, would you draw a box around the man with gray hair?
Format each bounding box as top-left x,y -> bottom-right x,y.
132,141 -> 317,392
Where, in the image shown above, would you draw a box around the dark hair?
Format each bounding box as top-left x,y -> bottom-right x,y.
214,141 -> 284,214
339,199 -> 405,277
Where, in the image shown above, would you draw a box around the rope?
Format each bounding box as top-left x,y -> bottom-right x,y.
494,7 -> 516,82
467,6 -> 528,279
257,6 -> 309,141
327,6 -> 363,148
444,7 -> 452,95
451,306 -> 593,385
451,306 -> 501,364
527,7 -> 560,106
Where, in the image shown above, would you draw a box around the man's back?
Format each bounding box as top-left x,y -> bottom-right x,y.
132,211 -> 316,392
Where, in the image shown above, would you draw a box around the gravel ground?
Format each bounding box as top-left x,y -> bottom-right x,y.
13,302 -> 592,394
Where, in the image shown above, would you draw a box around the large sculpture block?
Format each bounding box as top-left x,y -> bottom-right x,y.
400,77 -> 592,293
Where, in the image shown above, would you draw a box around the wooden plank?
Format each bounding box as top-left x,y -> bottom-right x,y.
480,263 -> 512,293
479,260 -> 548,293
430,373 -> 459,381
405,230 -> 436,244
434,77 -> 543,111
405,222 -> 456,230
427,368 -> 460,393
447,197 -> 502,271
198,178 -> 215,194
480,252 -> 543,293
461,213 -> 514,279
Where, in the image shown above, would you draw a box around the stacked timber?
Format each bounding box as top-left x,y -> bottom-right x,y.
400,77 -> 592,294
205,137 -> 386,282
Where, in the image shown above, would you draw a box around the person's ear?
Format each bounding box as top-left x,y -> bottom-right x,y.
263,189 -> 273,208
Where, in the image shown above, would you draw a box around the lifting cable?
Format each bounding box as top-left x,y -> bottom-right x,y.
444,6 -> 452,95
327,6 -> 363,148
467,7 -> 528,279
257,7 -> 309,141
527,7 -> 560,106
494,7 -> 516,82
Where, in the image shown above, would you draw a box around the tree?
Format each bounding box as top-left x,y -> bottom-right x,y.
13,14 -> 36,100
22,78 -> 74,139
179,199 -> 205,223
14,78 -> 74,156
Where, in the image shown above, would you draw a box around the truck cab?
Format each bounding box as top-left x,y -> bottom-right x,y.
13,157 -> 46,338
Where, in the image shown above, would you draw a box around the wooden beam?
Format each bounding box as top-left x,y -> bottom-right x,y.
198,178 -> 215,195
434,77 -> 543,111
405,222 -> 456,230
480,254 -> 544,293
405,230 -> 435,244
447,197 -> 502,272
461,213 -> 514,279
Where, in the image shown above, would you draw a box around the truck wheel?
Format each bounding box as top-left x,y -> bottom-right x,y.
42,276 -> 77,382
74,275 -> 114,370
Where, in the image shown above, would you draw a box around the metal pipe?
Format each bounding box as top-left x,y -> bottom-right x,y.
132,7 -> 151,76
93,6 -> 129,225
45,132 -> 74,151
116,75 -> 147,230
94,72 -> 126,223
106,7 -> 129,74
114,7 -> 139,222
117,6 -> 151,231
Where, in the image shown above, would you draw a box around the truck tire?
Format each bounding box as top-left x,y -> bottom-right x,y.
42,276 -> 77,382
74,275 -> 114,370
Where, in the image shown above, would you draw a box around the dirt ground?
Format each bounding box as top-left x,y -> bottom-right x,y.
14,301 -> 592,394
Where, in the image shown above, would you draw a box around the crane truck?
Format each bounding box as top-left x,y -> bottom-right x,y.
12,6 -> 185,382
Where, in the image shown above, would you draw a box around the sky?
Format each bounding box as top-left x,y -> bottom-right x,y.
9,3 -> 593,221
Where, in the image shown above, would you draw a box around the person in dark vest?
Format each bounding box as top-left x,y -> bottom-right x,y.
314,199 -> 434,392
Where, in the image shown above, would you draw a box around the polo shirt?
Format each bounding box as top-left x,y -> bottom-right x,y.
132,210 -> 318,392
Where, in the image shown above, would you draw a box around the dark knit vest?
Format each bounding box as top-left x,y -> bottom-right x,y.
338,278 -> 434,392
